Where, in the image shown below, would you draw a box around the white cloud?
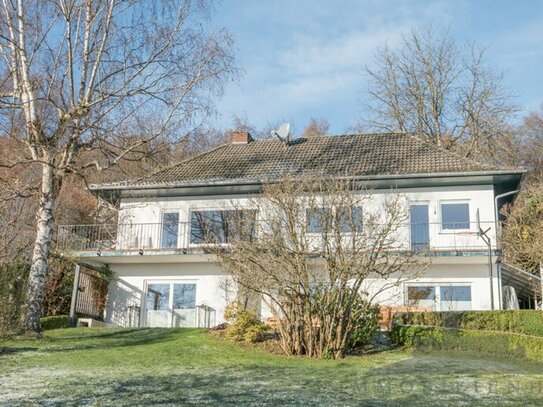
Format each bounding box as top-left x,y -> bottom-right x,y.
213,0 -> 471,132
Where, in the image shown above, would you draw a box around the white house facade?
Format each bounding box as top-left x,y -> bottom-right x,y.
58,132 -> 532,328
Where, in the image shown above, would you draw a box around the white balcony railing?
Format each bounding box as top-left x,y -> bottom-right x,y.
56,221 -> 498,254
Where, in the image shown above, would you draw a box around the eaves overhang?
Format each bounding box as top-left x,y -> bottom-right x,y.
91,169 -> 525,202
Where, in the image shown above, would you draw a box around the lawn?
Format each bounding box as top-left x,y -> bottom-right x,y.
1,328 -> 543,406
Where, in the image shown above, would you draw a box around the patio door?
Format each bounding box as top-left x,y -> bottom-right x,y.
410,204 -> 429,250
160,212 -> 179,249
145,281 -> 197,327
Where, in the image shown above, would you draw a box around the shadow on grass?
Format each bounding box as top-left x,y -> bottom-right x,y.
0,328 -> 194,356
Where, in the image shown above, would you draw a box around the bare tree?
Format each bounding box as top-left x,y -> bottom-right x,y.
301,117 -> 330,138
363,27 -> 517,159
501,184 -> 543,276
0,0 -> 237,334
0,137 -> 38,264
209,175 -> 424,358
512,106 -> 543,184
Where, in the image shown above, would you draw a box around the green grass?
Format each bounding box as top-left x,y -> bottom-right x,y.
1,328 -> 543,406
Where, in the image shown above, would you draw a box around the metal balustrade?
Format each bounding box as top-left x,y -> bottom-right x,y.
56,221 -> 498,253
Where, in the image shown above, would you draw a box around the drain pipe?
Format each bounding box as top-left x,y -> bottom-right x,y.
494,189 -> 521,310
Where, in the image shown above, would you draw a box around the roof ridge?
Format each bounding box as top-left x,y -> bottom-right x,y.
249,132 -> 402,141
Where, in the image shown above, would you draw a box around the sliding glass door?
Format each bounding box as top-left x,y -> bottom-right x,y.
145,281 -> 197,327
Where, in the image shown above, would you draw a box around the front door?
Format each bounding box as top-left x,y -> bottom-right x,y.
410,204 -> 430,250
145,281 -> 197,327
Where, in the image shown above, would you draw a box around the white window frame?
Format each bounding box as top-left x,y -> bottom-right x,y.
188,207 -> 257,247
404,283 -> 438,310
143,279 -> 198,327
438,283 -> 473,311
159,210 -> 182,249
407,201 -> 431,249
305,206 -> 364,236
438,200 -> 472,233
404,282 -> 473,311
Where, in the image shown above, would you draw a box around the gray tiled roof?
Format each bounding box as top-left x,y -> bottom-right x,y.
95,133 -> 515,190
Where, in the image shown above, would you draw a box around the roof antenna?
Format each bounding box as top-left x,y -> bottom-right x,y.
271,123 -> 291,145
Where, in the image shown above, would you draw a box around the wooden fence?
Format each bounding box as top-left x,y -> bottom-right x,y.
75,268 -> 108,319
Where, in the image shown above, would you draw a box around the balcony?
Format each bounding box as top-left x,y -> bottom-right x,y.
56,221 -> 498,256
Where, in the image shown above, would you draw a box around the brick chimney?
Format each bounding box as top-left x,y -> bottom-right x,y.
231,131 -> 253,144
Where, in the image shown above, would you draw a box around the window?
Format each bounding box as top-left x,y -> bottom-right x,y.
441,203 -> 470,230
146,283 -> 170,311
307,207 -> 363,234
145,281 -> 198,328
440,285 -> 472,311
338,207 -> 363,233
307,208 -> 328,233
160,212 -> 179,248
406,284 -> 472,311
190,210 -> 256,244
173,283 -> 196,309
407,286 -> 436,308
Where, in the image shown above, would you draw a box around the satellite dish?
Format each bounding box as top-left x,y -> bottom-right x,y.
271,122 -> 291,144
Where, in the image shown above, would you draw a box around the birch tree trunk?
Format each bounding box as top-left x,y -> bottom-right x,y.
0,0 -> 237,334
22,164 -> 61,334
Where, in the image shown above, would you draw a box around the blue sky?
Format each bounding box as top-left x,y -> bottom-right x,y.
209,0 -> 543,135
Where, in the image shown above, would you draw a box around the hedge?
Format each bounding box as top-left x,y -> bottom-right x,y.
40,315 -> 70,331
392,324 -> 543,362
393,310 -> 543,337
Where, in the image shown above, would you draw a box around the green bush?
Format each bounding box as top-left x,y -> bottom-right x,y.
0,262 -> 29,335
40,315 -> 70,331
391,324 -> 445,348
392,324 -> 543,362
224,302 -> 267,343
347,300 -> 380,349
243,324 -> 267,343
394,310 -> 543,337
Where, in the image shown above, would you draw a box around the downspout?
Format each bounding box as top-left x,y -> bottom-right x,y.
494,189 -> 521,310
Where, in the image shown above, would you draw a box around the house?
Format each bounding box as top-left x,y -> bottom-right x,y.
58,131 -> 535,328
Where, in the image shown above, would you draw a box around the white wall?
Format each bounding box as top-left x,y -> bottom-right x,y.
256,262 -> 498,321
119,185 -> 496,225
364,263 -> 497,311
102,184 -> 500,326
105,260 -> 499,328
105,262 -> 231,327
117,185 -> 497,250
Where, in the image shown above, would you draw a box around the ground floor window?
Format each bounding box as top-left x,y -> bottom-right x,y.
439,285 -> 472,311
145,281 -> 197,327
406,283 -> 472,311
